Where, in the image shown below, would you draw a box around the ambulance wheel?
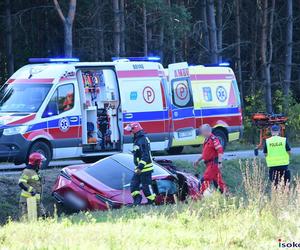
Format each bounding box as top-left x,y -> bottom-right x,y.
213,129 -> 227,149
166,146 -> 184,155
81,156 -> 104,164
29,141 -> 51,169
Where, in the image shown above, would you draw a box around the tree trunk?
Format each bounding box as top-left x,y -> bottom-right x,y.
261,0 -> 275,113
235,0 -> 243,108
5,0 -> 14,76
95,0 -> 105,60
53,0 -> 77,57
216,0 -> 223,61
200,0 -> 209,59
283,0 -> 293,114
207,0 -> 218,63
113,0 -> 120,57
143,2 -> 148,56
159,25 -> 164,62
120,0 -> 126,56
250,2 -> 258,96
64,22 -> 73,57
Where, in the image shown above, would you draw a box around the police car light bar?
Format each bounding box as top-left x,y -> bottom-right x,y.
112,56 -> 161,62
28,58 -> 80,63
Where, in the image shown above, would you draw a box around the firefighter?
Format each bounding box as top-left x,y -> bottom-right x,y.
124,122 -> 156,205
19,152 -> 46,219
193,124 -> 227,194
264,125 -> 291,186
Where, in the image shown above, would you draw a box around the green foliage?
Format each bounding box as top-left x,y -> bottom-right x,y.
242,91 -> 266,144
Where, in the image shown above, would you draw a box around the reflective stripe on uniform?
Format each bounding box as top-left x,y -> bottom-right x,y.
141,163 -> 154,173
133,145 -> 140,151
131,191 -> 141,197
21,191 -> 40,200
19,174 -> 29,183
146,194 -> 156,201
139,160 -> 147,166
31,175 -> 40,181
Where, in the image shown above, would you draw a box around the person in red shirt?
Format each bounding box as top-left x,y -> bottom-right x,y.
193,124 -> 227,195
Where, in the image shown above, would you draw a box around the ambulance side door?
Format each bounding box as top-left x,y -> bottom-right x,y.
41,82 -> 81,158
118,76 -> 167,150
168,62 -> 196,143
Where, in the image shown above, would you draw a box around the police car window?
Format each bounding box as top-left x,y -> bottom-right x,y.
44,84 -> 74,117
0,84 -> 52,113
171,79 -> 193,108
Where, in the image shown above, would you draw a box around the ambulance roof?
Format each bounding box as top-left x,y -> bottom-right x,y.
189,65 -> 234,75
7,60 -> 164,84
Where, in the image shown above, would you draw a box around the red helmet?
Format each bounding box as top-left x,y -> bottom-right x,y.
28,152 -> 46,168
124,122 -> 143,134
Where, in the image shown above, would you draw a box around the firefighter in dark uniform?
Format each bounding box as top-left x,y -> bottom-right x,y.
264,125 -> 291,186
19,152 -> 46,219
194,124 -> 227,195
125,122 -> 156,205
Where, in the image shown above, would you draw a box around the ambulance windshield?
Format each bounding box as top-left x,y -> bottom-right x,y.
0,83 -> 52,113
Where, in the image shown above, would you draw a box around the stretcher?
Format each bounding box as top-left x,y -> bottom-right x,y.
252,113 -> 288,155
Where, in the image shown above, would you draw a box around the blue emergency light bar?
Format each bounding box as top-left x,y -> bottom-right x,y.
219,62 -> 230,66
28,58 -> 80,63
112,56 -> 161,62
204,62 -> 230,67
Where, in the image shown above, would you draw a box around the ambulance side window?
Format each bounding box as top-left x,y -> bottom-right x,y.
42,84 -> 74,118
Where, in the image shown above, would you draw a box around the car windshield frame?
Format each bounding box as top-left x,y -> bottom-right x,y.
0,83 -> 52,113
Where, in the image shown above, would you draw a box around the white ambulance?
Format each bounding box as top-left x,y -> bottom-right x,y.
0,58 -> 197,167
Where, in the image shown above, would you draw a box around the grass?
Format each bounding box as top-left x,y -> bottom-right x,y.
1,156 -> 300,249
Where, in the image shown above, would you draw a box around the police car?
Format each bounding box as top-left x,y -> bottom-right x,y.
0,57 -> 243,167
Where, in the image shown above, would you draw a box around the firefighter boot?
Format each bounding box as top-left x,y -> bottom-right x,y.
133,194 -> 142,206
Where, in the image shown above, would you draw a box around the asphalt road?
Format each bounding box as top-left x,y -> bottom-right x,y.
1,147 -> 300,173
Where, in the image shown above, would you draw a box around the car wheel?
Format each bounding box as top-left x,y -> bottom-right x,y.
81,156 -> 104,164
213,129 -> 227,149
166,146 -> 184,155
29,141 -> 51,169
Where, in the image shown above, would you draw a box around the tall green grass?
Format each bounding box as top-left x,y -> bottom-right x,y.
0,159 -> 300,250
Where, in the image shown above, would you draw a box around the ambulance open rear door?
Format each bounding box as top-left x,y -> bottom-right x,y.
168,62 -> 196,147
75,64 -> 122,155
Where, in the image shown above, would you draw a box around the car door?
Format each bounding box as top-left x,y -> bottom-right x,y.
41,83 -> 81,158
168,62 -> 196,144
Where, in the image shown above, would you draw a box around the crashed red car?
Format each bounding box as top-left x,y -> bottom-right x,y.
52,153 -> 200,211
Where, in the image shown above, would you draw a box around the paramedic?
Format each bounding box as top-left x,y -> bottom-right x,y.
19,152 -> 46,219
264,125 -> 291,186
63,91 -> 74,111
193,124 -> 227,194
125,122 -> 156,205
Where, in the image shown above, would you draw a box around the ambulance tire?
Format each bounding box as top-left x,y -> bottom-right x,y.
166,146 -> 184,155
213,129 -> 227,150
29,141 -> 52,169
81,156 -> 104,164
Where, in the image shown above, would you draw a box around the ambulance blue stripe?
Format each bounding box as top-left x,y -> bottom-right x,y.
26,116 -> 81,132
194,107 -> 240,117
172,107 -> 194,119
123,111 -> 168,122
